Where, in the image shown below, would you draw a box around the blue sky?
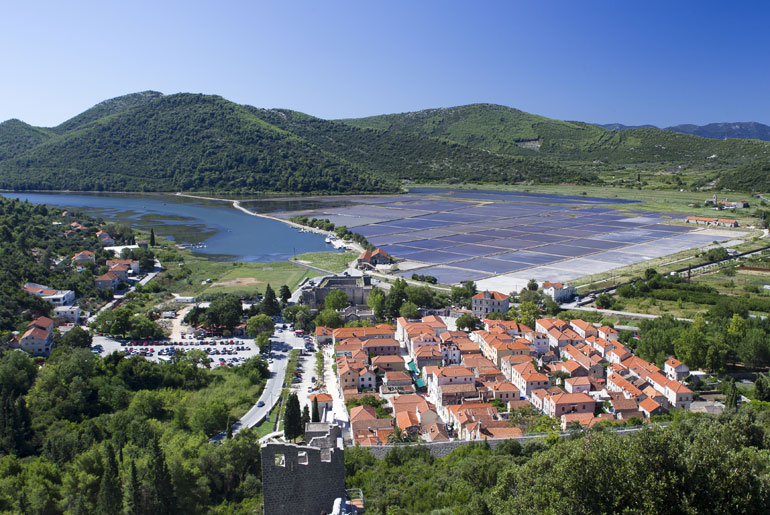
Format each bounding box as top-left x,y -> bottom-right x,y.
1,1 -> 769,127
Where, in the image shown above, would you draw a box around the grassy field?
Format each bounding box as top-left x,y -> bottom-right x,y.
160,251 -> 321,298
290,251 -> 357,273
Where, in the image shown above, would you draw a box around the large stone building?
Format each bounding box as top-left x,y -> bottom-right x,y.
300,275 -> 373,311
261,424 -> 347,515
471,290 -> 509,318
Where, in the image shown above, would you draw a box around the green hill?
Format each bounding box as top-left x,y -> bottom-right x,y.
53,90 -> 164,133
341,103 -> 770,168
0,94 -> 395,194
249,107 -> 581,184
0,119 -> 53,161
717,160 -> 770,191
2,95 -> 770,194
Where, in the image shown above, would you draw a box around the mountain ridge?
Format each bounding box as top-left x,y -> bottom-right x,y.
1,93 -> 769,194
597,121 -> 770,142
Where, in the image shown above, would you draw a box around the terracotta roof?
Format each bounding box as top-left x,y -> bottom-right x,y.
439,383 -> 477,394
414,345 -> 442,358
549,392 -> 594,406
566,376 -> 591,386
310,393 -> 333,403
435,365 -> 474,378
396,410 -> 420,429
315,326 -> 333,336
472,290 -> 508,301
333,326 -> 395,339
371,355 -> 405,364
390,394 -> 430,414
349,405 -> 377,422
385,371 -> 412,382
362,338 -> 400,348
665,357 -> 685,369
28,316 -> 54,330
639,397 -> 663,414
22,327 -> 49,340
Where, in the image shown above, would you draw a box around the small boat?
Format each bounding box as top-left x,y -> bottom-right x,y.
325,237 -> 332,243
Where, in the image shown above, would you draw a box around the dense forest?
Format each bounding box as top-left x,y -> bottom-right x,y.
0,346 -> 269,514
0,94 -> 393,194
3,93 -> 769,194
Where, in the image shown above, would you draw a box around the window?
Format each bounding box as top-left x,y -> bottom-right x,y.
298,451 -> 308,465
274,454 -> 285,467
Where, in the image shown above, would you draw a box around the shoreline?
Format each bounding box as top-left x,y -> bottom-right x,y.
174,192 -> 365,254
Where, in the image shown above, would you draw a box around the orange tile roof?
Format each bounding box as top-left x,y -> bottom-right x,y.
22,327 -> 49,340
472,290 -> 508,300
349,405 -> 377,422
309,393 -> 333,403
28,316 -> 54,330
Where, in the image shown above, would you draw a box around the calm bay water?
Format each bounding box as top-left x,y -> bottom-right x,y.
0,192 -> 334,262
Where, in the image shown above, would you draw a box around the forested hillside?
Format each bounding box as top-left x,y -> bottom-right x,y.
0,119 -> 52,161
251,108 -> 584,184
717,160 -> 770,192
342,103 -> 770,169
0,197 -> 114,333
0,94 -> 393,194
3,94 -> 770,193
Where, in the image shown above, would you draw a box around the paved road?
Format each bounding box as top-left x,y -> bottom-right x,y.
229,325 -> 308,437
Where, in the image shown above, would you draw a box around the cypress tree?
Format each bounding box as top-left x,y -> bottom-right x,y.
301,405 -> 310,434
283,393 -> 302,441
725,378 -> 739,410
123,460 -> 139,515
149,228 -> 156,246
312,397 -> 321,423
261,284 -> 280,316
146,438 -> 175,514
97,443 -> 122,514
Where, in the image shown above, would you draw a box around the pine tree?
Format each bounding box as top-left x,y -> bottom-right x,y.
312,397 -> 321,423
145,438 -> 175,514
97,443 -> 122,514
279,284 -> 291,304
261,284 -> 280,316
149,228 -> 156,246
283,393 -> 302,441
301,405 -> 310,433
756,375 -> 770,402
123,460 -> 139,515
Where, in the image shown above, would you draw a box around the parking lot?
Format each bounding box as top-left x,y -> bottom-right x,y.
91,335 -> 260,368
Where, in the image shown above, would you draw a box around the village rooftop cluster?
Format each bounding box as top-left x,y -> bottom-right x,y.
316,289 -> 693,446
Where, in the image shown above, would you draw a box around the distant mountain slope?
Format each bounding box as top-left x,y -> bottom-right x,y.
596,123 -> 657,130
598,121 -> 770,142
341,104 -> 770,166
250,108 -> 582,184
0,94 -> 393,193
667,122 -> 770,142
0,119 -> 53,161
